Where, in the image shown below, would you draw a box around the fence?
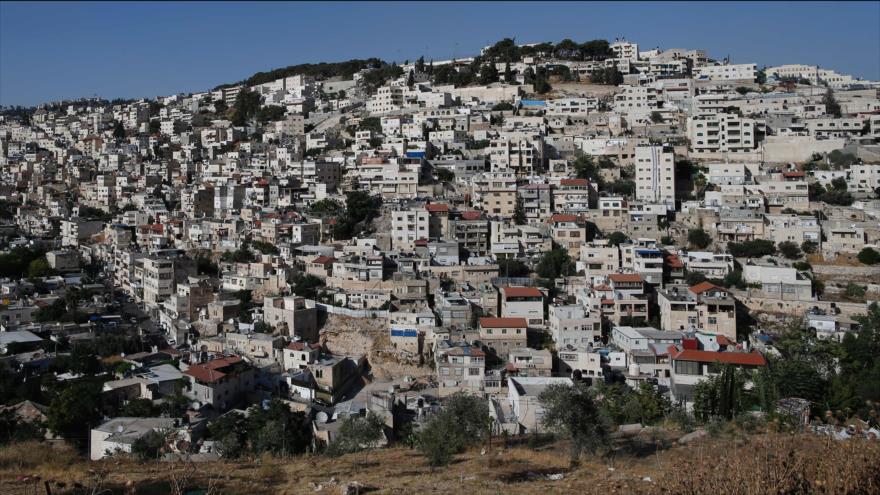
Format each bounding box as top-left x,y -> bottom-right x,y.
314,302 -> 389,319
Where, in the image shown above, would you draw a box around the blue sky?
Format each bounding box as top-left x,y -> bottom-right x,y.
1,1 -> 879,106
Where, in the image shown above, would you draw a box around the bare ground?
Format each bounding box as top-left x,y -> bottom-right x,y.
2,429 -> 878,494
319,314 -> 433,382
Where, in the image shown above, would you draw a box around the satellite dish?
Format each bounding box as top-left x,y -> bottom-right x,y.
191,401 -> 201,410
316,411 -> 329,423
116,425 -> 124,433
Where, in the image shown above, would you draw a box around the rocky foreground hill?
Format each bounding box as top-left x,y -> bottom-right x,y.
2,429 -> 878,494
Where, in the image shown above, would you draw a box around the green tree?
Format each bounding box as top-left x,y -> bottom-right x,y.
498,258 -> 530,278
844,283 -> 866,301
828,150 -> 857,168
513,195 -> 527,225
692,366 -> 752,421
27,257 -> 53,278
538,381 -> 610,466
112,121 -> 126,139
417,410 -> 457,467
536,246 -> 575,279
417,393 -> 490,467
858,247 -> 880,265
650,111 -> 663,123
491,101 -> 515,111
756,68 -> 767,85
292,273 -> 325,299
0,409 -> 45,445
333,190 -> 382,240
801,240 -> 818,255
435,168 -> 454,182
503,62 -> 515,83
231,88 -> 262,126
47,381 -> 103,448
685,271 -> 708,287
607,231 -> 629,247
208,411 -> 248,459
777,241 -> 802,260
120,398 -> 158,417
687,228 -> 712,249
309,198 -> 345,217
478,63 -> 499,85
247,400 -> 311,456
251,240 -> 279,255
823,88 -> 842,118
728,239 -> 776,258
326,412 -> 385,457
131,429 -> 166,460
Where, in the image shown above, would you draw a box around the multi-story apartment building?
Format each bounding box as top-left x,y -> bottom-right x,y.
688,113 -> 759,154
499,286 -> 544,326
658,282 -> 737,340
634,145 -> 676,210
548,304 -> 602,347
391,208 -> 429,251
479,317 -> 528,359
580,240 -> 621,282
435,341 -> 487,397
696,63 -> 757,81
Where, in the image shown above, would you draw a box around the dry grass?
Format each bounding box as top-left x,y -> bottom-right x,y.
0,431 -> 878,494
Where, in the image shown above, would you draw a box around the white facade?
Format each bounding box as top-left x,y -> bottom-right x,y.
634,145 -> 676,209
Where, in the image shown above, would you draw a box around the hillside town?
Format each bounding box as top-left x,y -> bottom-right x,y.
1,34 -> 879,479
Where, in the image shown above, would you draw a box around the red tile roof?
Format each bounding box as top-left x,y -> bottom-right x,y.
665,253 -> 684,269
689,281 -> 726,295
286,342 -> 321,351
502,286 -> 543,298
425,203 -> 450,213
447,346 -> 486,357
480,317 -> 528,328
550,214 -> 578,223
609,273 -> 643,283
671,349 -> 767,367
560,178 -> 589,187
184,356 -> 243,383
311,256 -> 335,265
460,211 -> 482,220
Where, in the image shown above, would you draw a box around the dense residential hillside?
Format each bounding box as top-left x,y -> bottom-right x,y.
1,23 -> 879,495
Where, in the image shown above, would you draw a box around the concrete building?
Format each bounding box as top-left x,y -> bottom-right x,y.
479,316 -> 528,359
262,296 -> 318,341
634,145 -> 676,210
499,286 -> 544,326
507,377 -> 573,433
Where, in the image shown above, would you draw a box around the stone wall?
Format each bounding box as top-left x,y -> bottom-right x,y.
735,291 -> 869,318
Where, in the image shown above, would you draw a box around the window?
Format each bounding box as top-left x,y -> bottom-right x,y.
674,360 -> 701,375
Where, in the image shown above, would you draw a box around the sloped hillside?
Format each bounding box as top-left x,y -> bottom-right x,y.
2,430 -> 878,494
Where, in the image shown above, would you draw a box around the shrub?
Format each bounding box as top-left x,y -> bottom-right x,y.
538,381 -> 610,466
777,241 -> 802,260
728,239 -> 776,258
857,247 -> 880,265
688,228 -> 712,249
416,394 -> 490,467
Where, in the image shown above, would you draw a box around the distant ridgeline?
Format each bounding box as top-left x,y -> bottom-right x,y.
212,37 -> 615,90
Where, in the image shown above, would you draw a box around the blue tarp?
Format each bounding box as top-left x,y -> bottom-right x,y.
636,249 -> 662,255
520,99 -> 546,107
391,329 -> 418,338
